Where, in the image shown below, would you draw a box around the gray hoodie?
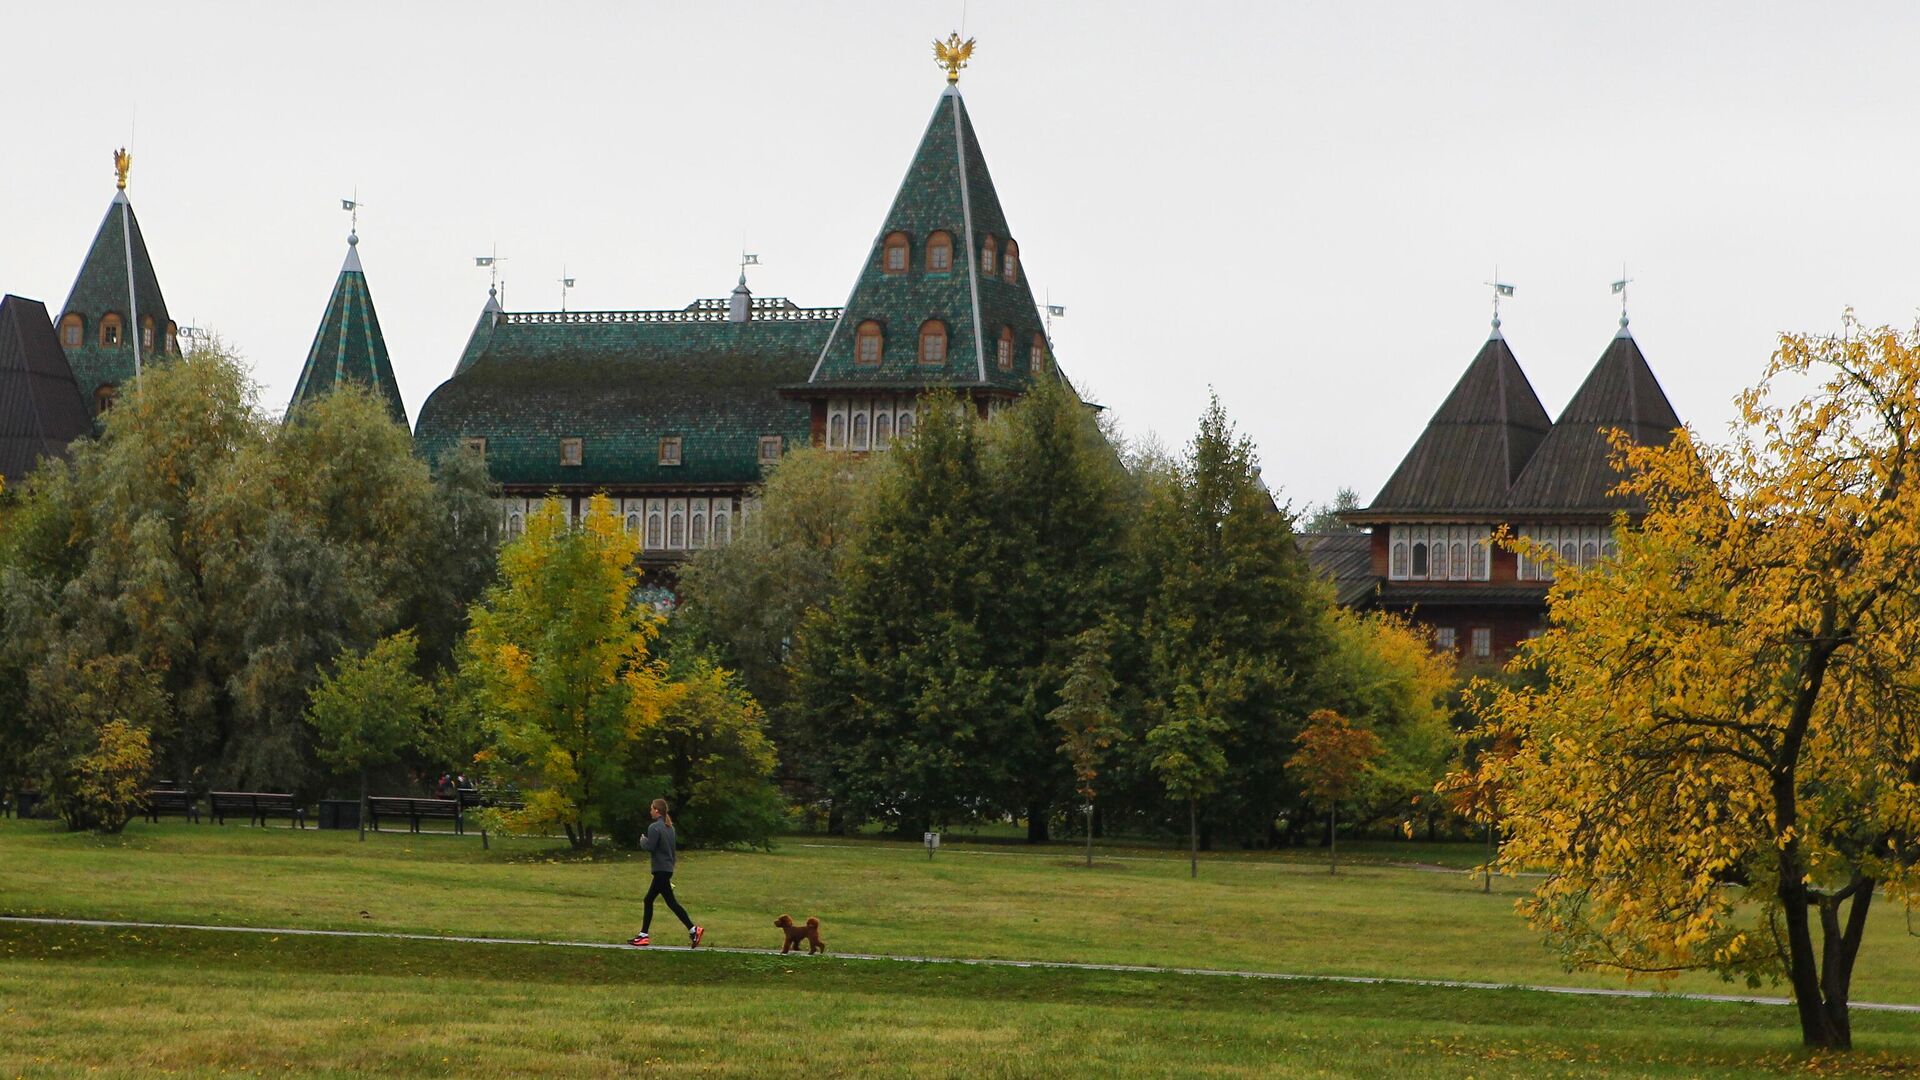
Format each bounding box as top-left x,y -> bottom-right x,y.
640,818 -> 676,873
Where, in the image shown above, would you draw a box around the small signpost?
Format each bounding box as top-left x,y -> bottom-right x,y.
924,831 -> 940,861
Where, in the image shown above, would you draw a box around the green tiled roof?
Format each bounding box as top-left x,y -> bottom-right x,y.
60,192 -> 172,415
288,238 -> 408,425
413,305 -> 832,489
808,87 -> 1051,392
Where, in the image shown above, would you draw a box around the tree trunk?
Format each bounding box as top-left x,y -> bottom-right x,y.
1778,865 -> 1875,1048
357,765 -> 367,843
1328,803 -> 1337,876
1483,821 -> 1493,894
1085,804 -> 1094,868
1027,799 -> 1049,843
1188,797 -> 1198,879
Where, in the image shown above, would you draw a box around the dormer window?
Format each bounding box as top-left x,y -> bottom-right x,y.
919,320 -> 948,365
1002,240 -> 1019,284
759,435 -> 783,463
463,436 -> 488,457
926,231 -> 954,273
1029,333 -> 1048,374
855,320 -> 884,365
981,235 -> 998,275
165,321 -> 179,355
560,438 -> 583,466
141,316 -> 155,351
883,232 -> 910,273
59,314 -> 83,348
100,314 -> 123,347
94,384 -> 117,413
659,437 -> 682,466
997,327 -> 1014,371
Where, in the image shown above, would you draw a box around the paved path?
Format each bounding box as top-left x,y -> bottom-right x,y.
6,914 -> 1916,1015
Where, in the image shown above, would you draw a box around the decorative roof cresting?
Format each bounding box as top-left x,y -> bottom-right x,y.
934,32 -> 975,84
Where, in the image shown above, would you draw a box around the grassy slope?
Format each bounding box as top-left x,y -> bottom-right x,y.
6,921 -> 1920,1079
5,819 -> 1919,1002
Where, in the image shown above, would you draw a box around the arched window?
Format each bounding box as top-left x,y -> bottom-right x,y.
507,512 -> 525,538
828,413 -> 846,448
1431,542 -> 1448,580
714,509 -> 731,545
926,231 -> 953,273
1003,240 -> 1019,283
897,410 -> 915,438
1391,542 -> 1408,578
852,412 -> 869,450
981,235 -> 998,275
625,513 -> 641,534
855,320 -> 884,365
1030,333 -> 1048,374
99,313 -> 123,347
1411,542 -> 1429,578
94,384 -> 117,413
1451,542 -> 1467,580
874,410 -> 893,450
997,327 -> 1014,371
669,512 -> 686,548
59,314 -> 83,348
918,320 -> 948,365
1602,541 -> 1617,561
141,316 -> 155,351
1561,541 -> 1577,565
646,511 -> 664,549
1469,541 -> 1488,580
882,232 -> 910,273
691,509 -> 708,548
1582,541 -> 1598,567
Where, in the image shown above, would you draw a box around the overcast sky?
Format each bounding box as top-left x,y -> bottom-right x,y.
4,2 -> 1916,511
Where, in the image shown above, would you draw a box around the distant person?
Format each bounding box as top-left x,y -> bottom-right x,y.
629,798 -> 704,949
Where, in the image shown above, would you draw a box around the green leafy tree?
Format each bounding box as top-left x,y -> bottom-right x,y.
1286,708 -> 1385,874
621,651 -> 785,849
19,650 -> 168,832
1140,395 -> 1328,849
306,630 -> 434,841
463,496 -> 674,849
1147,683 -> 1229,879
1051,625 -> 1120,867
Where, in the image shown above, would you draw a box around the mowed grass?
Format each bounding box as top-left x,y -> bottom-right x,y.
7,921 -> 1920,1078
6,818 -> 1920,1003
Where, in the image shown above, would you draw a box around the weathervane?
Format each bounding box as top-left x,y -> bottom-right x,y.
934,32 -> 975,84
114,147 -> 131,190
341,191 -> 363,244
475,245 -> 507,300
559,266 -> 576,312
1485,272 -> 1515,331
1612,266 -> 1633,329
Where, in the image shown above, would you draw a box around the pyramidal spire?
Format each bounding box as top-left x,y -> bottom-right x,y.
808,69 -> 1051,392
288,230 -> 407,426
1507,329 -> 1681,512
61,153 -> 173,417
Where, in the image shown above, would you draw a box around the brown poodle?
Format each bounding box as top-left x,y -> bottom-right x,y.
774,914 -> 826,954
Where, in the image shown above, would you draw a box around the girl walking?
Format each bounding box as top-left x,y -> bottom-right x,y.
629,798 -> 704,948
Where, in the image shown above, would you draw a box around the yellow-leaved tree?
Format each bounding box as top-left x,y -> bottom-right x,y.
1463,316 -> 1920,1050
464,495 -> 675,849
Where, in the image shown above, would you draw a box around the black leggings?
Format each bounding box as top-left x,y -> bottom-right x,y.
644,871 -> 692,932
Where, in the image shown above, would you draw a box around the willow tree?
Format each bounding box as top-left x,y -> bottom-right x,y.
1466,317 -> 1920,1050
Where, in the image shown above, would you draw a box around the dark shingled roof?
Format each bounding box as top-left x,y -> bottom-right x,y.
0,294 -> 91,483
413,306 -> 833,489
1361,333 -> 1552,515
1506,329 -> 1681,513
60,192 -> 171,416
808,86 -> 1051,393
1297,531 -> 1377,606
288,239 -> 407,425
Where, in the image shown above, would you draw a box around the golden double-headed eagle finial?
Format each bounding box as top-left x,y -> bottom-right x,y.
114,147 -> 131,190
933,32 -> 975,84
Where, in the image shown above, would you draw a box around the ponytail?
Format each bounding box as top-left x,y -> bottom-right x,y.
652,797 -> 673,828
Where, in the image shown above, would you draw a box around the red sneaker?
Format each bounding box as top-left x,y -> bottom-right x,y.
689,926 -> 704,949
628,933 -> 650,947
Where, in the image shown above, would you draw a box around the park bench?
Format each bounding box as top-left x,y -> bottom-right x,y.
367,796 -> 465,835
209,791 -> 306,828
455,787 -> 524,849
144,788 -> 201,823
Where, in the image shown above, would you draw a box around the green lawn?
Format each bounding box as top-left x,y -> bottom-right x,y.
5,818 -> 1920,1076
